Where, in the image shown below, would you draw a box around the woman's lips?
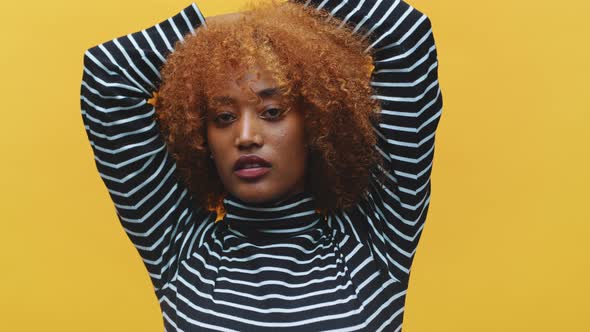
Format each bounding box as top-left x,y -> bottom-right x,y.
234,167 -> 271,180
233,154 -> 271,180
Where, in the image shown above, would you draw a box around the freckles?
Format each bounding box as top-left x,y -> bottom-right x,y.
270,127 -> 287,147
278,130 -> 288,144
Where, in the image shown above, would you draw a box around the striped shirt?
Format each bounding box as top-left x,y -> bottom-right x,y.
80,0 -> 442,330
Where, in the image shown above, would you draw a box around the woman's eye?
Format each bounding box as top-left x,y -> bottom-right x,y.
214,112 -> 236,124
261,108 -> 285,120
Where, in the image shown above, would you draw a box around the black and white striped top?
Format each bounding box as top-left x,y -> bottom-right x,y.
80,0 -> 442,330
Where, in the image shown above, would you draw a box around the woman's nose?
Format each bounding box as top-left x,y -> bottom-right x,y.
234,111 -> 263,149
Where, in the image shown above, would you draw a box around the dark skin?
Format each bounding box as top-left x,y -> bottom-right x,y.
206,67 -> 309,204
204,12 -> 309,204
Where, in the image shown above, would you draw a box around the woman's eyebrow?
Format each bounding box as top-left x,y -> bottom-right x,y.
212,87 -> 284,104
256,87 -> 283,99
211,96 -> 235,105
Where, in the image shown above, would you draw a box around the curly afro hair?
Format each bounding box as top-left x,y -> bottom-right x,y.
155,1 -> 382,212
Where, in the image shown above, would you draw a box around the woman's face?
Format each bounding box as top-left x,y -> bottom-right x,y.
206,68 -> 308,204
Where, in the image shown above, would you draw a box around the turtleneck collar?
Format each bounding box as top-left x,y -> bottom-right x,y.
221,191 -> 325,240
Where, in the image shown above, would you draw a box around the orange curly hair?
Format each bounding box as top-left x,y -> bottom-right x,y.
155,1 -> 382,212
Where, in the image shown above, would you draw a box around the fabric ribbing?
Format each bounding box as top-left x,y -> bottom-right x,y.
222,192 -> 325,240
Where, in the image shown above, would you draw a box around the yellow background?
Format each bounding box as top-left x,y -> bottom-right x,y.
1,0 -> 588,331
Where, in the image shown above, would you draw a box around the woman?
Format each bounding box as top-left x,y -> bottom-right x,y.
80,0 -> 442,330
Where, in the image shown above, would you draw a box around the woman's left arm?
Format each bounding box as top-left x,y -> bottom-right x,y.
295,0 -> 443,284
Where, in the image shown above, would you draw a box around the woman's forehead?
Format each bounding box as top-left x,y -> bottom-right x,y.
210,68 -> 285,104
233,65 -> 279,88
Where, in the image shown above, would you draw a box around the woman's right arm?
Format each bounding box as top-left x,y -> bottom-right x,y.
294,0 -> 442,285
80,3 -> 215,291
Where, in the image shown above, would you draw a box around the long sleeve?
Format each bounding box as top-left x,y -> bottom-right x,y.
80,3 -> 215,291
297,0 -> 443,284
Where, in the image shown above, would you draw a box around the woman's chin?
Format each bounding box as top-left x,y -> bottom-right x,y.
228,184 -> 301,205
229,185 -> 277,204
223,173 -> 306,205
